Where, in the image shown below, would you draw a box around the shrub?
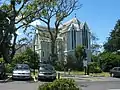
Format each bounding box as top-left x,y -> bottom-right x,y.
38,78 -> 81,90
5,64 -> 14,73
89,62 -> 102,73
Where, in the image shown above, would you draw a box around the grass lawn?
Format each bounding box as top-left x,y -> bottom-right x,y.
60,71 -> 110,77
89,72 -> 110,77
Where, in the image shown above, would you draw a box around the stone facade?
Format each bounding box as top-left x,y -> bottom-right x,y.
34,18 -> 91,63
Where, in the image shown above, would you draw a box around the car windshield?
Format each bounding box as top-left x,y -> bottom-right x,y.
39,64 -> 54,71
15,64 -> 29,70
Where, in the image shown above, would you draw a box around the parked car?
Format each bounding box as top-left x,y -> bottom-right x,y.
12,64 -> 31,80
110,67 -> 120,77
0,63 -> 6,79
38,64 -> 56,81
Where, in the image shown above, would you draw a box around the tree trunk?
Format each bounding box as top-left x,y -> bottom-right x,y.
50,39 -> 58,65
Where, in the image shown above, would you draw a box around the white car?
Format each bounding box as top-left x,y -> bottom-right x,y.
12,64 -> 31,80
38,64 -> 56,81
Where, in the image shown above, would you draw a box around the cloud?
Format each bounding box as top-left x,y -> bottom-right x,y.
30,20 -> 41,26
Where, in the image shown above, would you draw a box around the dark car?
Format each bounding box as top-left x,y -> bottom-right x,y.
110,67 -> 120,77
38,64 -> 56,81
0,63 -> 6,79
12,64 -> 31,80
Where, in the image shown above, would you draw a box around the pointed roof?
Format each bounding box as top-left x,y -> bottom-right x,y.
62,18 -> 81,26
59,18 -> 84,33
83,22 -> 90,32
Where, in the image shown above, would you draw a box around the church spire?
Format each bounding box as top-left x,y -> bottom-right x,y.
75,13 -> 76,18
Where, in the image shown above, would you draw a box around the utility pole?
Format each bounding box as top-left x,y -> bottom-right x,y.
33,44 -> 35,75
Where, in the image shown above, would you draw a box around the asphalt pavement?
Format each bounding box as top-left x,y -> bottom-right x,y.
77,81 -> 120,90
0,80 -> 44,90
0,75 -> 120,90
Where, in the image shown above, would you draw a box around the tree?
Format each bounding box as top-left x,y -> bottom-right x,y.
0,0 -> 44,63
75,45 -> 86,61
75,45 -> 86,69
104,19 -> 120,52
91,33 -> 101,55
13,47 -> 39,69
5,47 -> 39,73
99,51 -> 120,71
28,0 -> 81,65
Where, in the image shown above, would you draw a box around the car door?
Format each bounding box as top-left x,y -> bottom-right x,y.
117,67 -> 120,76
111,67 -> 118,76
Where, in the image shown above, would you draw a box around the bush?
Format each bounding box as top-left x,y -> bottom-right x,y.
38,78 -> 81,90
5,64 -> 14,73
89,62 -> 102,73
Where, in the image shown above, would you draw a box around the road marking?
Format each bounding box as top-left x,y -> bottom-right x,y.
108,89 -> 120,90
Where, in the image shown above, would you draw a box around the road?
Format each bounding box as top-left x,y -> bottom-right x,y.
77,81 -> 120,90
0,80 -> 44,90
0,77 -> 120,90
63,75 -> 120,90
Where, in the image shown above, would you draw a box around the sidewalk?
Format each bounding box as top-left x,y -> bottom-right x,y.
58,71 -> 120,82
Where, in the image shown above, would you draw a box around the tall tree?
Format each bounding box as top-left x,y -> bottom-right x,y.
104,19 -> 120,52
91,33 -> 101,55
0,0 -> 44,63
13,47 -> 39,69
29,0 -> 81,65
75,45 -> 87,70
75,45 -> 86,62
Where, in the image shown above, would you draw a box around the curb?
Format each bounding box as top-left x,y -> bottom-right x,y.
5,76 -> 12,82
0,76 -> 12,83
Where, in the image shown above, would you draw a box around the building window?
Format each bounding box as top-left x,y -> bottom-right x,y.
74,29 -> 76,48
42,51 -> 44,57
82,25 -> 88,48
71,26 -> 76,49
71,30 -> 74,49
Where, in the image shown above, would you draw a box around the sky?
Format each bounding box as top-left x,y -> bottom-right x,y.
1,0 -> 120,46
63,0 -> 120,45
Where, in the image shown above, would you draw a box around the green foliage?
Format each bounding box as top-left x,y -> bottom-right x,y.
0,0 -> 35,63
5,47 -> 39,73
91,55 -> 99,62
89,62 -> 102,73
13,47 -> 39,69
99,52 -> 120,72
74,45 -> 86,70
75,45 -> 86,61
5,64 -> 14,73
38,79 -> 80,90
54,60 -> 64,71
63,55 -> 83,71
66,55 -> 76,70
104,19 -> 120,52
0,58 -> 4,63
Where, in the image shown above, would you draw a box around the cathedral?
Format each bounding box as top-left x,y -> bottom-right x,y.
34,18 -> 91,63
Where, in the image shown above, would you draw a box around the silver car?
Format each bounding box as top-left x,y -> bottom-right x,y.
38,64 -> 56,81
12,64 -> 31,80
